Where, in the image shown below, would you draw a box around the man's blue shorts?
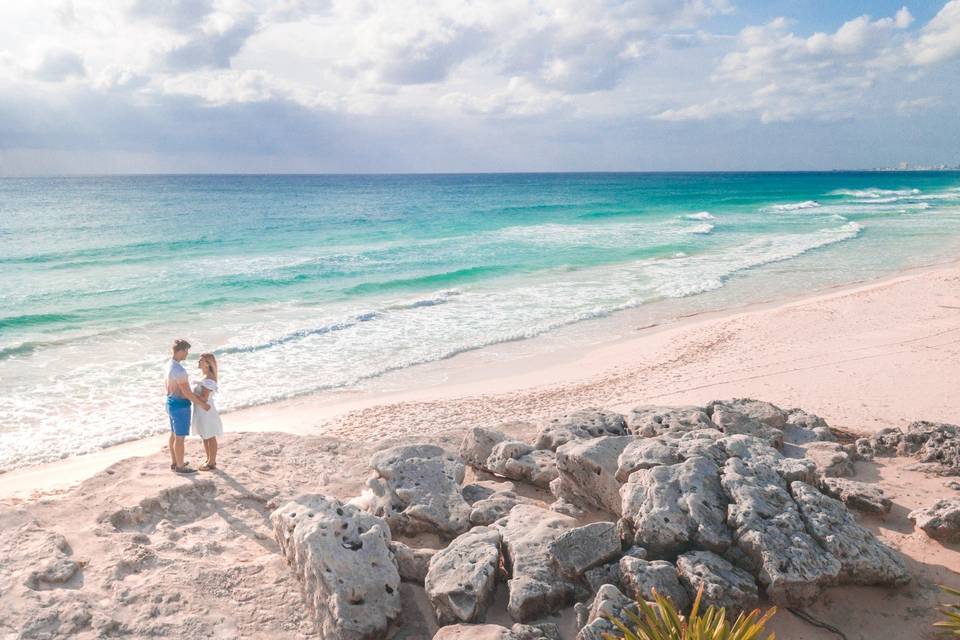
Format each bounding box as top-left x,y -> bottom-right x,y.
167,396 -> 191,437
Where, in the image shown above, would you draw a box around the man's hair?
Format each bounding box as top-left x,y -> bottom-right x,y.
172,338 -> 191,352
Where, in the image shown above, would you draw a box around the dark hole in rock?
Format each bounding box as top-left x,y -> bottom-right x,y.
336,508 -> 344,516
385,584 -> 394,594
343,540 -> 363,551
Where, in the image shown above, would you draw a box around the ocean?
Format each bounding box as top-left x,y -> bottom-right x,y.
2,172 -> 960,471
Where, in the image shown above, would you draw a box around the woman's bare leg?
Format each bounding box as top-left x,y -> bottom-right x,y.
201,438 -> 211,464
207,438 -> 218,467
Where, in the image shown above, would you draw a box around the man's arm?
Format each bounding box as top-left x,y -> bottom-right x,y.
175,378 -> 210,411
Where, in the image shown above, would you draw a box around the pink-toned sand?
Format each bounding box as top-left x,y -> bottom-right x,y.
2,263 -> 960,639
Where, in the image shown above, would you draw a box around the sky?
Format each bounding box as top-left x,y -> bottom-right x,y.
0,0 -> 958,174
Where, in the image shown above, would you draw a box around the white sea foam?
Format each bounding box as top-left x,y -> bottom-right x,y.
686,223 -> 715,235
686,211 -> 716,220
768,200 -> 821,211
830,188 -> 920,198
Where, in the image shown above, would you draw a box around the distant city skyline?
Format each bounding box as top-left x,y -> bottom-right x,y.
1,1 -> 958,175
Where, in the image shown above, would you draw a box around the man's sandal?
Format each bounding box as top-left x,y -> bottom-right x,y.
174,465 -> 197,474
199,463 -> 216,471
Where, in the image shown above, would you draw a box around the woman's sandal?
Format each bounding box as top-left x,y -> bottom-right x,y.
199,463 -> 216,471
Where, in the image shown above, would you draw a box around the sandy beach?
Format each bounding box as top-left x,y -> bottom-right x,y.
3,261 -> 960,639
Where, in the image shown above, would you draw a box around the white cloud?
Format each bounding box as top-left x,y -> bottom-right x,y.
896,96 -> 942,114
32,48 -> 86,82
904,0 -> 960,65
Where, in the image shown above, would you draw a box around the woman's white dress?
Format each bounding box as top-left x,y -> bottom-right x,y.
192,378 -> 223,439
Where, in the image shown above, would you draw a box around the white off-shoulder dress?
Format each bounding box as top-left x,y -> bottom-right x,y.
192,378 -> 224,439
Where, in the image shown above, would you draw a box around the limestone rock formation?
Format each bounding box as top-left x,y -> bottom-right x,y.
271,494 -> 401,640
675,550 -> 759,612
620,456 -> 730,557
390,540 -> 437,583
619,557 -> 690,611
470,491 -> 533,526
790,482 -> 909,586
804,442 -> 855,478
425,526 -> 501,625
721,457 -> 841,604
534,409 -> 628,451
547,521 -> 621,578
818,477 -> 892,514
626,405 -> 715,437
554,436 -> 635,514
486,441 -> 559,488
495,504 -> 586,622
576,584 -> 638,640
710,403 -> 784,449
910,498 -> 960,541
356,444 -> 471,537
460,428 -> 509,468
433,624 -> 518,640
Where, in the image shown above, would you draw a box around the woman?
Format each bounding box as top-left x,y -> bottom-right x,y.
192,352 -> 224,471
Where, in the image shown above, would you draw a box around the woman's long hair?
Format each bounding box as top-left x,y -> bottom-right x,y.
199,352 -> 218,382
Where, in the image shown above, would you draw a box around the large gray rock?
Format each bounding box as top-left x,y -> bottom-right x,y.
620,456 -> 730,557
675,551 -> 758,613
511,623 -> 561,640
783,409 -> 834,444
433,624 -> 518,640
721,434 -> 816,484
711,404 -> 784,449
790,482 -> 909,586
547,521 -> 621,578
804,442 -> 854,478
720,457 -> 840,605
619,557 -> 689,611
818,477 -> 892,514
576,584 -> 638,640
425,526 -> 501,625
470,491 -> 533,526
271,494 -> 401,640
900,422 -> 960,474
460,427 -> 509,468
711,399 -> 789,428
356,445 -> 471,537
486,441 -> 559,488
616,437 -> 680,481
583,561 -> 623,593
909,498 -> 960,541
535,409 -> 628,451
627,405 -> 715,437
554,436 -> 635,514
495,504 -> 586,622
675,429 -> 727,465
390,541 -> 437,583
864,427 -> 904,457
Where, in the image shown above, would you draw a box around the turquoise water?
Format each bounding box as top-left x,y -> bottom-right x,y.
2,172 -> 960,470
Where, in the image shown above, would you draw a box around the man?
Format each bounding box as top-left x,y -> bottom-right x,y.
165,338 -> 209,474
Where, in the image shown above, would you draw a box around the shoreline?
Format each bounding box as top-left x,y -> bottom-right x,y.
4,254 -> 960,503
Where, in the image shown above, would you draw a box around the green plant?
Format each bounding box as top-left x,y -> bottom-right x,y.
603,587 -> 776,640
935,585 -> 960,636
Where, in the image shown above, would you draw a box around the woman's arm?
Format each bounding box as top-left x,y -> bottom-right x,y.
198,385 -> 212,402
175,378 -> 210,411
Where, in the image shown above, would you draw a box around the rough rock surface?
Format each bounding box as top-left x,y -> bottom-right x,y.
619,557 -> 690,611
460,428 -> 509,468
535,409 -> 628,451
711,399 -> 789,428
495,504 -> 586,622
901,422 -> 960,474
804,442 -> 855,478
721,434 -> 816,484
433,624 -> 518,640
711,404 -> 784,449
818,477 -> 892,514
576,584 -> 638,640
554,436 -> 635,514
620,456 -> 730,557
357,444 -> 471,537
909,498 -> 960,541
511,622 -> 562,640
675,551 -> 758,612
616,437 -> 680,481
721,457 -> 841,604
790,482 -> 909,586
486,441 -> 559,488
272,494 -> 401,640
547,521 -> 621,578
470,491 -> 533,526
627,405 -> 715,437
425,526 -> 501,625
783,409 -> 835,444
390,540 -> 437,583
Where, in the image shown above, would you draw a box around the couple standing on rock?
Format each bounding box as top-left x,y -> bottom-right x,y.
165,338 -> 224,474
